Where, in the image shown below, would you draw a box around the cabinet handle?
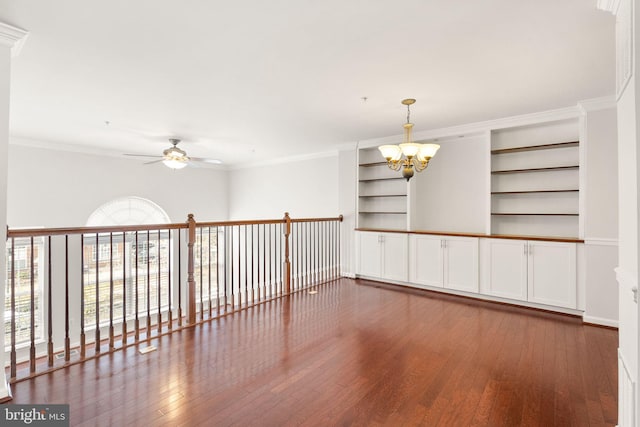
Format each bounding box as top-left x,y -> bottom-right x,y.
529,244 -> 532,256
633,287 -> 638,304
524,244 -> 527,255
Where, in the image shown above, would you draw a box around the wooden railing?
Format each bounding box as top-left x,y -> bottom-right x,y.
4,213 -> 342,383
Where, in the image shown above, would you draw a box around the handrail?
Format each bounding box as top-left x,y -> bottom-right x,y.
290,215 -> 343,223
4,212 -> 343,384
6,222 -> 186,238
7,215 -> 344,237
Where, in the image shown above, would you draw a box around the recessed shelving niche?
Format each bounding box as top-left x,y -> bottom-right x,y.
490,119 -> 580,238
357,147 -> 408,230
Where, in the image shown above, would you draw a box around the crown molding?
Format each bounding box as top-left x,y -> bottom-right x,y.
0,22 -> 28,57
596,0 -> 621,14
230,149 -> 339,171
356,105 -> 580,149
577,96 -> 617,114
11,136 -> 121,157
337,141 -> 358,151
10,136 -> 230,170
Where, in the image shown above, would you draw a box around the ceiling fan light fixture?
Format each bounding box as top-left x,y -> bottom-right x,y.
163,157 -> 189,169
162,138 -> 190,169
163,146 -> 187,158
123,137 -> 221,169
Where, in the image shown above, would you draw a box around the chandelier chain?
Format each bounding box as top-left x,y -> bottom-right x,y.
406,103 -> 411,124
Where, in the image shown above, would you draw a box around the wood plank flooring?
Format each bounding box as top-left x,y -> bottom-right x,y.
6,278 -> 618,426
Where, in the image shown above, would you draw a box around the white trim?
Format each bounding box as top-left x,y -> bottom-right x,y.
618,348 -> 637,427
337,141 -> 358,151
584,238 -> 619,246
597,0 -> 621,14
583,314 -> 618,328
578,110 -> 587,239
341,272 -> 356,279
615,0 -> 633,101
0,22 -> 28,57
577,96 -> 617,113
10,136 -> 230,169
356,275 -> 584,316
615,267 -> 637,292
230,149 -> 338,170
356,105 -> 579,150
484,130 -> 492,235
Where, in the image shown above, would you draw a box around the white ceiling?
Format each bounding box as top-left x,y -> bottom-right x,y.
0,0 -> 615,165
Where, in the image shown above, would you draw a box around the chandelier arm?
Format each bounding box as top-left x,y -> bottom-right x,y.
413,157 -> 431,172
386,160 -> 402,171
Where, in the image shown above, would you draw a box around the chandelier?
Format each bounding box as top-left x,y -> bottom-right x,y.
378,99 -> 440,181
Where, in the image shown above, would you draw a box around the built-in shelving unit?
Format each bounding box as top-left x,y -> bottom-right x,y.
491,119 -> 580,237
490,119 -> 580,237
355,116 -> 582,237
357,147 -> 408,230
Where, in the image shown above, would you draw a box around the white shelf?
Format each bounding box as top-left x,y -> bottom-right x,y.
357,147 -> 408,230
490,119 -> 580,238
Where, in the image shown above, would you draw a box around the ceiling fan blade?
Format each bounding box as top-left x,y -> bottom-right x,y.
190,157 -> 223,165
143,159 -> 164,165
124,153 -> 163,158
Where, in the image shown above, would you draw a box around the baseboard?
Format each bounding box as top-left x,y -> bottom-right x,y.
583,314 -> 619,329
341,272 -> 356,279
0,383 -> 12,403
356,275 -> 583,318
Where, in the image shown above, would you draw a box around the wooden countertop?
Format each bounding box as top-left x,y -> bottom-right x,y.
355,228 -> 585,243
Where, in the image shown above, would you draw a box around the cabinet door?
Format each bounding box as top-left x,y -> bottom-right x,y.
527,241 -> 577,309
483,239 -> 528,301
381,232 -> 408,282
357,232 -> 382,278
443,237 -> 479,293
409,235 -> 443,288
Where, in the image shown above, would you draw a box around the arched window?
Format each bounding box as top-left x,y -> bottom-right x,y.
84,197 -> 172,327
86,196 -> 170,226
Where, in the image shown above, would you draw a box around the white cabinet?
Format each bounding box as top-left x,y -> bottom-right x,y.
356,231 -> 408,282
357,231 -> 382,277
409,235 -> 478,293
482,239 -> 528,301
527,240 -> 577,308
483,238 -> 577,309
409,235 -> 443,287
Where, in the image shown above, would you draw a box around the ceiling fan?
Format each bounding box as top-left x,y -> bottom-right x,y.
124,138 -> 222,169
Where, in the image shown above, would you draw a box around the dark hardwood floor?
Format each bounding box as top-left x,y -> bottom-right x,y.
7,278 -> 617,426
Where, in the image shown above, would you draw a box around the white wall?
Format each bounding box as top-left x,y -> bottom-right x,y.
581,105 -> 619,325
338,149 -> 356,276
411,134 -> 489,233
584,107 -> 619,239
8,144 -> 229,228
227,154 -> 339,220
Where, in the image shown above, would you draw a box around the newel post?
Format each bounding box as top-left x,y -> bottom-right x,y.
284,212 -> 291,294
187,214 -> 196,325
